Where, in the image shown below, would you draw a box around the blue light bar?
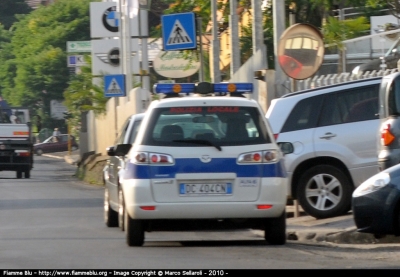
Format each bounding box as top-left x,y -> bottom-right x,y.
153,83 -> 196,94
213,83 -> 253,94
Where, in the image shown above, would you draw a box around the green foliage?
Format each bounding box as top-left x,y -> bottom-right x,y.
0,0 -> 100,130
63,55 -> 107,136
322,16 -> 370,50
0,0 -> 32,30
63,56 -> 107,117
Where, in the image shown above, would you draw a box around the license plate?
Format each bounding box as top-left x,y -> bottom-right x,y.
179,183 -> 232,196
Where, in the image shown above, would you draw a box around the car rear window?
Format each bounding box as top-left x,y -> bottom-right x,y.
280,95 -> 323,133
140,106 -> 272,147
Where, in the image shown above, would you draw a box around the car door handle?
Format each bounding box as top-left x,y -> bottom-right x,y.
319,132 -> 336,139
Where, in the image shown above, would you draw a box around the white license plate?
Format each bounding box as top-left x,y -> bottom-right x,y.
179,183 -> 232,196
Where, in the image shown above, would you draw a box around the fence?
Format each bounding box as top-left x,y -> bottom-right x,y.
295,68 -> 399,92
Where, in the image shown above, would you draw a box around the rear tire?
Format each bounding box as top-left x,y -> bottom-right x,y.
125,209 -> 145,247
16,171 -> 22,179
104,187 -> 118,227
24,170 -> 30,179
36,149 -> 43,156
264,211 -> 286,245
297,165 -> 352,219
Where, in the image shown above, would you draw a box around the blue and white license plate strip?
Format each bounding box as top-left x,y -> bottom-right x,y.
179,183 -> 232,196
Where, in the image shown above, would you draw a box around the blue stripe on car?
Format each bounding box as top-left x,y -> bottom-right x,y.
123,158 -> 287,179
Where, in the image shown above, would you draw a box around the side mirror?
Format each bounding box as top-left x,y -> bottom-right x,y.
278,142 -> 294,155
106,146 -> 116,157
115,144 -> 132,156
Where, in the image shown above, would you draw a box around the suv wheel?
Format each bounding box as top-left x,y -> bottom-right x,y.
297,165 -> 352,219
118,186 -> 125,231
104,187 -> 118,227
264,211 -> 286,245
125,209 -> 145,247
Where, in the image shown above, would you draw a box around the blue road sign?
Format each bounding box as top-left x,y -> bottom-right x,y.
104,74 -> 126,97
161,12 -> 197,51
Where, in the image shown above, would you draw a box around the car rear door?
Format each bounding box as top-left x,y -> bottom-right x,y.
314,84 -> 380,187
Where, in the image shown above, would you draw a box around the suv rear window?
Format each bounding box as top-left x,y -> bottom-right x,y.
140,106 -> 271,146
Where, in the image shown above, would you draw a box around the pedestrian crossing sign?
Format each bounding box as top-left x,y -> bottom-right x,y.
104,74 -> 126,97
161,12 -> 197,51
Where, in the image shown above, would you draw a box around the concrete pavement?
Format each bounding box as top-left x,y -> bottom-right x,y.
42,151 -> 400,247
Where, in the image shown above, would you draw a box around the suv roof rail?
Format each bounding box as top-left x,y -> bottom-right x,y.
282,76 -> 382,98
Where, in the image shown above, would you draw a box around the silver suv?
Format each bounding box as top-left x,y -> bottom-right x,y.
266,77 -> 381,219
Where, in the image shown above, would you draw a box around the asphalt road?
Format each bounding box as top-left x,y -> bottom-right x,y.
1,155 -> 400,269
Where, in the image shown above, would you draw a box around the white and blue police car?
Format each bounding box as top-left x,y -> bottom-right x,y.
120,82 -> 290,246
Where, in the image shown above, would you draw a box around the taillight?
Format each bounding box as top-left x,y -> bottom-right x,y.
274,133 -> 279,140
16,151 -> 30,157
132,152 -> 174,164
263,150 -> 277,162
237,150 -> 278,163
381,124 -> 395,146
150,153 -> 173,164
134,152 -> 148,163
238,151 -> 263,163
257,204 -> 273,210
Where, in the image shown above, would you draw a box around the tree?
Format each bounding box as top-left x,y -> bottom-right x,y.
63,55 -> 107,137
322,16 -> 370,73
5,0 -> 99,129
0,0 -> 32,30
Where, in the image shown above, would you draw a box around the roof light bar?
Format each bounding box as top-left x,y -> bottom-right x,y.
153,83 -> 196,94
153,82 -> 253,95
213,83 -> 253,94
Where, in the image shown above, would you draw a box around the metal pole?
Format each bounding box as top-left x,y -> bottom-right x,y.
140,8 -> 150,111
211,0 -> 221,83
289,11 -> 297,92
273,0 -> 287,96
197,16 -> 205,82
251,0 -> 264,57
229,0 -> 240,76
122,0 -> 133,100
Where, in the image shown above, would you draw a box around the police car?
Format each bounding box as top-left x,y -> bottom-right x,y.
120,82 -> 289,246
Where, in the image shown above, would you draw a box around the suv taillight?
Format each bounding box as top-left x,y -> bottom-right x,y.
274,134 -> 279,140
381,124 -> 395,146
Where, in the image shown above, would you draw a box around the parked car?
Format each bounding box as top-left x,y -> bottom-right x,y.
266,77 -> 382,219
117,82 -> 291,246
377,72 -> 400,170
34,134 -> 78,155
352,36 -> 400,76
103,113 -> 144,231
352,163 -> 400,238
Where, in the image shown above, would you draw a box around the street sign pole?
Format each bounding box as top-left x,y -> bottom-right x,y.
197,16 -> 204,82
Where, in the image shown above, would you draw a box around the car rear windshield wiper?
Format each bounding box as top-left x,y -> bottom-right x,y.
173,139 -> 222,151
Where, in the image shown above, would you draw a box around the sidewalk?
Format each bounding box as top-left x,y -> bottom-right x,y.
281,205 -> 400,246
43,151 -> 400,246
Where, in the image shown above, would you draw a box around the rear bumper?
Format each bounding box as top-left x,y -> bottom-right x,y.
378,149 -> 400,170
122,178 -> 286,220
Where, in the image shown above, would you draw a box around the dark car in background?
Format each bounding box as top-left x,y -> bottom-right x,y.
352,37 -> 400,76
352,164 -> 400,238
34,134 -> 78,155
